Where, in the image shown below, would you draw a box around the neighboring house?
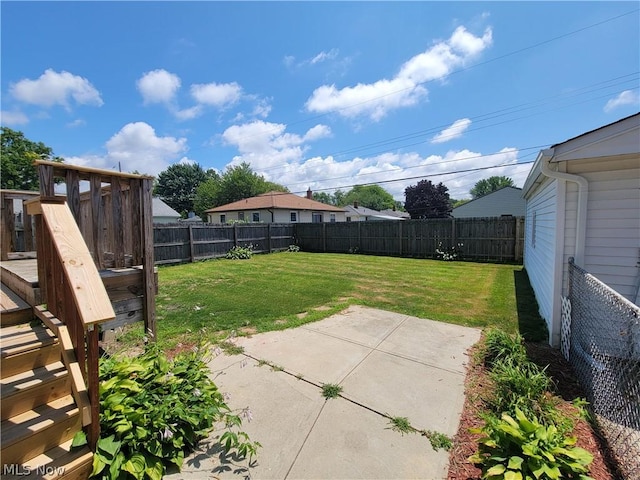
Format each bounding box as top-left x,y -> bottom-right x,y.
205,191 -> 346,224
451,186 -> 525,218
343,203 -> 405,221
379,208 -> 411,219
179,212 -> 203,223
522,113 -> 640,346
153,197 -> 181,224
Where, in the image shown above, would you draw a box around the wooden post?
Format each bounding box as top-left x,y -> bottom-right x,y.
233,224 -> 238,247
141,178 -> 156,341
267,223 -> 272,253
451,217 -> 457,248
87,325 -> 100,450
39,164 -> 55,197
1,194 -> 14,261
398,221 -> 403,256
111,177 -> 124,267
90,175 -> 104,269
130,181 -> 142,265
514,217 -> 523,263
23,199 -> 33,252
66,169 -> 81,226
188,224 -> 194,263
358,222 -> 362,251
322,223 -> 327,252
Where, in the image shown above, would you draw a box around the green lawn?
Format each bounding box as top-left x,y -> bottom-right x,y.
119,252 -> 546,350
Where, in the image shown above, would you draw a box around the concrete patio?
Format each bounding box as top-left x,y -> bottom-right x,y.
166,305 -> 481,479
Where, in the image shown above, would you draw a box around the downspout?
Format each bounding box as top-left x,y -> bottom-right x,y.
539,148 -> 589,266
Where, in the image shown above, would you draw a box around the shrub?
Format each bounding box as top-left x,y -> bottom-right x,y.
435,242 -> 464,261
226,244 -> 254,260
92,344 -> 259,479
469,408 -> 594,480
287,244 -> 300,252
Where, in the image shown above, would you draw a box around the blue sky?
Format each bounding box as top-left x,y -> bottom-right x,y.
2,2 -> 638,200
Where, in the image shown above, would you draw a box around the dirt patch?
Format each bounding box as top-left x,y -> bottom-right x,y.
295,312 -> 308,319
313,305 -> 332,311
239,326 -> 258,335
447,341 -> 620,480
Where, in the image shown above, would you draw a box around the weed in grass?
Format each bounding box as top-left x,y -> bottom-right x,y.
388,416 -> 414,435
219,341 -> 245,355
321,383 -> 343,399
257,359 -> 269,367
295,373 -> 304,380
270,364 -> 284,372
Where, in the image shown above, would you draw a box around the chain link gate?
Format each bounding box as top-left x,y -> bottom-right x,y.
562,258 -> 640,479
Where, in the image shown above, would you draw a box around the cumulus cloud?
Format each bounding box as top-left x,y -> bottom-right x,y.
137,69 -> 181,105
65,122 -> 187,176
1,110 -> 29,126
10,69 -> 103,109
431,118 -> 472,143
603,90 -> 640,113
305,26 -> 492,121
191,82 -> 243,108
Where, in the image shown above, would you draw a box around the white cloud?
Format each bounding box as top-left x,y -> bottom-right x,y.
303,124 -> 332,142
137,69 -> 181,105
10,69 -> 103,109
305,26 -> 492,121
66,119 -> 86,128
174,105 -> 203,121
431,118 -> 472,144
1,110 -> 29,126
66,122 -> 187,176
603,90 -> 640,113
310,49 -> 339,65
191,82 -> 243,108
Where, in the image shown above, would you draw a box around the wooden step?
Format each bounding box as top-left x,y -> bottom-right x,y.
1,395 -> 82,465
2,438 -> 93,480
1,361 -> 70,420
0,259 -> 40,306
1,322 -> 58,359
1,338 -> 61,379
0,283 -> 33,326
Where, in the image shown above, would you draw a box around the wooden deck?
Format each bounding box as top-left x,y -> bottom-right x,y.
1,259 -> 40,306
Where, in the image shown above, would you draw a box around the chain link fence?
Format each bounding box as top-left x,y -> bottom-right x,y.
562,258 -> 639,479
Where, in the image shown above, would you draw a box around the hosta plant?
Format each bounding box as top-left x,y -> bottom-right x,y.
226,244 -> 254,260
469,408 -> 594,480
92,344 -> 259,479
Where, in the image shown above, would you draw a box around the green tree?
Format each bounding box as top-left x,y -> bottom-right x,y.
341,185 -> 396,211
193,162 -> 288,219
154,163 -> 215,216
0,127 -> 64,190
312,191 -> 336,205
404,180 -> 451,219
470,176 -> 514,199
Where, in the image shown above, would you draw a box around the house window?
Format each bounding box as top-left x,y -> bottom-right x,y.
220,214 -> 226,224
252,212 -> 260,222
312,212 -> 322,223
290,212 -> 298,222
346,216 -> 352,222
238,212 -> 245,221
330,213 -> 336,223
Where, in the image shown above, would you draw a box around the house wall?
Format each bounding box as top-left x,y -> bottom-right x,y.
154,216 -> 181,224
524,178 -> 562,344
562,154 -> 640,303
208,209 -> 346,223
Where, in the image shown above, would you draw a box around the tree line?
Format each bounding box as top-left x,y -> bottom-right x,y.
1,126 -> 514,220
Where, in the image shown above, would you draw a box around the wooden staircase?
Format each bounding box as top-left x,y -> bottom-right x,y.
1,284 -> 93,479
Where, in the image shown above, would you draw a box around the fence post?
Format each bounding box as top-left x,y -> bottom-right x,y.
451,217 -> 456,248
398,221 -> 402,256
268,223 -> 272,253
233,224 -> 238,247
514,217 -> 523,262
188,224 -> 194,263
358,222 -> 362,251
322,223 -> 327,252
1,194 -> 14,261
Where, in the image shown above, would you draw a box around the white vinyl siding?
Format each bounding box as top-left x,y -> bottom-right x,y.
563,158 -> 640,302
524,178 -> 559,336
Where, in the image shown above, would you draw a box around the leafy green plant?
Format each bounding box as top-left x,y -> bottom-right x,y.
422,430 -> 453,451
435,242 -> 464,261
287,244 -> 300,252
482,328 -> 527,367
469,408 -> 594,480
218,341 -> 244,355
488,358 -> 553,420
321,383 -> 343,399
92,344 -> 259,479
388,416 -> 414,435
226,244 -> 254,260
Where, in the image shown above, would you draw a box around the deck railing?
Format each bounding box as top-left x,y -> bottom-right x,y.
26,196 -> 116,449
0,189 -> 39,260
35,160 -> 156,338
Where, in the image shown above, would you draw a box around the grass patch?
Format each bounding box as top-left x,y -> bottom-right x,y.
120,252 -> 544,350
388,416 -> 414,435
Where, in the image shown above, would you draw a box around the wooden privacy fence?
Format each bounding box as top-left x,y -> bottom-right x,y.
295,217 -> 524,262
153,216 -> 524,264
154,223 -> 295,264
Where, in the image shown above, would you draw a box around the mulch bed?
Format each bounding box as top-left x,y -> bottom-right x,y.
447,341 -> 622,480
